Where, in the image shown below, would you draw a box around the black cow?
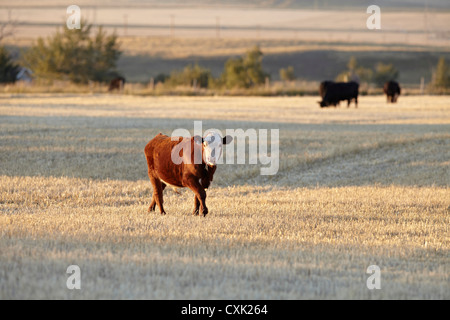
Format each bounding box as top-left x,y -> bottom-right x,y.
319,81 -> 338,106
383,81 -> 401,103
318,81 -> 359,108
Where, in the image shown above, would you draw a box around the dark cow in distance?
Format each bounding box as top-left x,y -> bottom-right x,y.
145,132 -> 233,217
108,76 -> 126,92
318,81 -> 359,108
384,81 -> 401,103
319,81 -> 337,106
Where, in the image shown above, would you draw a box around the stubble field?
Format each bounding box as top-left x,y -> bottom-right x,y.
0,94 -> 449,299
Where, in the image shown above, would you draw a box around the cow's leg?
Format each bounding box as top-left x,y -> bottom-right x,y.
186,179 -> 208,217
148,183 -> 166,212
196,189 -> 208,217
354,96 -> 358,108
147,170 -> 157,212
149,176 -> 166,215
148,198 -> 156,212
193,196 -> 200,216
148,171 -> 156,212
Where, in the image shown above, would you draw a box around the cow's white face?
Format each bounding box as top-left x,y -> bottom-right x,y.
202,132 -> 223,166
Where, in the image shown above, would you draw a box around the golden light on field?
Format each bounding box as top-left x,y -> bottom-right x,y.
1,95 -> 449,299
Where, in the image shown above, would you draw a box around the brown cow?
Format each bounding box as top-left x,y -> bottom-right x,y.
144,132 -> 232,216
108,76 -> 125,92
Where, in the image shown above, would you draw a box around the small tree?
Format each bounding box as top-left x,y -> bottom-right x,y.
23,21 -> 121,84
166,63 -> 211,88
373,62 -> 399,87
244,46 -> 266,86
279,66 -> 295,82
0,45 -> 20,83
221,46 -> 268,89
431,57 -> 449,91
221,57 -> 247,88
347,56 -> 358,73
336,56 -> 372,83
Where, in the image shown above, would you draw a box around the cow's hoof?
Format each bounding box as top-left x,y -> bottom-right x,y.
148,205 -> 156,212
192,209 -> 199,216
202,209 -> 208,217
160,211 -> 166,215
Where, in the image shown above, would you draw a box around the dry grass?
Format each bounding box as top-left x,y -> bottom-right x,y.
6,7 -> 450,48
0,94 -> 449,299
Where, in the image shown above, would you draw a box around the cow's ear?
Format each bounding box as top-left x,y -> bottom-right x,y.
193,135 -> 203,145
223,135 -> 233,145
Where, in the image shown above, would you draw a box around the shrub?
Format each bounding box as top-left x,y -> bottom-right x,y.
23,21 -> 121,84
221,46 -> 268,89
430,57 -> 449,92
336,56 -> 373,83
279,66 -> 295,82
166,64 -> 211,88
